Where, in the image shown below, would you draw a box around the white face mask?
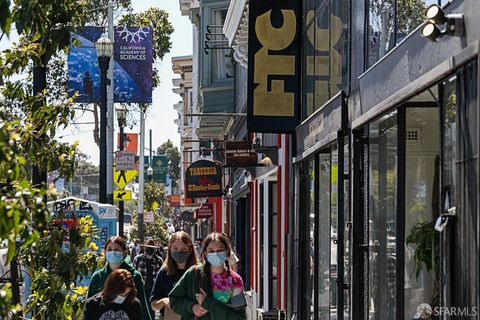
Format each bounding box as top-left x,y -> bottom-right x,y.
113,295 -> 127,304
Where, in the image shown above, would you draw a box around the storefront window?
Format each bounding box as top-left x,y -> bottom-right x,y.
404,107 -> 440,318
442,76 -> 457,212
318,153 -> 331,319
330,148 -> 338,318
302,0 -> 350,119
368,112 -> 397,320
305,159 -> 316,318
269,182 -> 278,310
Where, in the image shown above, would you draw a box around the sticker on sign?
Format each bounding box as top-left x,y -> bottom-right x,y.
116,151 -> 136,170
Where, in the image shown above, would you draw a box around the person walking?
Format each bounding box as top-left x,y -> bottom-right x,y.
150,231 -> 198,318
133,239 -> 163,319
84,268 -> 142,320
87,236 -> 152,320
169,232 -> 246,319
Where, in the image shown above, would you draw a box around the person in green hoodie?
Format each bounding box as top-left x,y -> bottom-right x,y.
87,236 -> 152,320
169,232 -> 246,319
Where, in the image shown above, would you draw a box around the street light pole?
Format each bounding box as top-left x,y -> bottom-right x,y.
96,30 -> 113,204
116,106 -> 127,237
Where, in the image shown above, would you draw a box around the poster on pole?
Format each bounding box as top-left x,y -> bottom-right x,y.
68,26 -> 152,103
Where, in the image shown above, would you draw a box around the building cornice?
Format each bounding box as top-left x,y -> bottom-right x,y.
224,1 -> 248,67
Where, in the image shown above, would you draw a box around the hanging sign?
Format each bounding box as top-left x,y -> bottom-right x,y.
247,1 -> 301,133
185,160 -> 223,198
195,203 -> 215,219
117,133 -> 139,154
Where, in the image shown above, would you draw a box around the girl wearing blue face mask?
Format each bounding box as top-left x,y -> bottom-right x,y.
150,231 -> 198,318
87,236 -> 152,320
84,269 -> 142,319
169,232 -> 247,319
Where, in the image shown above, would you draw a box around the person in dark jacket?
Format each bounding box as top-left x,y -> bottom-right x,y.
133,239 -> 163,318
87,236 -> 152,320
84,268 -> 142,320
169,232 -> 246,319
150,231 -> 198,317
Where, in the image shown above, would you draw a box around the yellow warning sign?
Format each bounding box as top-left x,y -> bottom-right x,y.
114,169 -> 138,188
114,189 -> 132,201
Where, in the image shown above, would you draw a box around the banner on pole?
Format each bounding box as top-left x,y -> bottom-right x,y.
68,26 -> 152,103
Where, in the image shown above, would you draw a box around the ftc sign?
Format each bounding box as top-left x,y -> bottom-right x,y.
248,1 -> 301,133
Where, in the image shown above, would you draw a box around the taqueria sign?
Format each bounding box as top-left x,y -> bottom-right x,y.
185,160 -> 223,198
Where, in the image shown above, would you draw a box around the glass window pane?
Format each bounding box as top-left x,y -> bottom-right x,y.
367,0 -> 395,67
211,9 -> 231,81
442,76 -> 457,211
343,141 -> 351,319
404,107 -> 440,318
396,0 -> 428,42
330,148 -> 339,318
318,153 -> 331,319
305,159 -> 316,318
368,112 -> 397,320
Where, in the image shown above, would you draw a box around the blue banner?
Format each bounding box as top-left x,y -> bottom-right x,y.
68,26 -> 153,103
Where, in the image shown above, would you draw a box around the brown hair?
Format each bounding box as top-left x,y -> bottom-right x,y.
200,232 -> 232,277
101,269 -> 137,303
163,231 -> 197,275
104,236 -> 128,253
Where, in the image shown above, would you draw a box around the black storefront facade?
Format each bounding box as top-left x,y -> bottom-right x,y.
288,0 -> 479,320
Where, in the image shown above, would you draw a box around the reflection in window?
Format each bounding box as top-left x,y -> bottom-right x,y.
318,153 -> 331,319
305,159 -> 315,318
404,107 -> 440,318
330,148 -> 338,319
368,112 -> 397,320
269,182 -> 278,310
302,0 -> 349,119
367,0 -> 436,68
442,76 -> 457,211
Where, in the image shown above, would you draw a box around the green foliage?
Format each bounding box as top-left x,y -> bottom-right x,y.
0,0 -> 12,35
129,182 -> 170,244
406,221 -> 440,278
156,140 -> 180,188
21,215 -> 100,319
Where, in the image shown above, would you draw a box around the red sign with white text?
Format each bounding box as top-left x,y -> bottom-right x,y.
195,203 -> 214,219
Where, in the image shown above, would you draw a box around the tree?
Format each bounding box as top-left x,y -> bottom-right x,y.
0,0 -> 104,318
0,0 -> 11,35
156,140 -> 180,189
129,182 -> 170,244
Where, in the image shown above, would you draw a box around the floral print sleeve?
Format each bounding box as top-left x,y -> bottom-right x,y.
210,270 -> 246,308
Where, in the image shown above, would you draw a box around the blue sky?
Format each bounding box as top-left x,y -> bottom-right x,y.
0,1 -> 192,164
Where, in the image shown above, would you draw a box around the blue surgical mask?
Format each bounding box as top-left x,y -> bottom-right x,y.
207,252 -> 227,266
113,295 -> 126,304
106,251 -> 124,264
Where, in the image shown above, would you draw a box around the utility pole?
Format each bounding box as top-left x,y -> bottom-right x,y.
137,108 -> 145,242
106,0 -> 115,204
118,112 -> 125,237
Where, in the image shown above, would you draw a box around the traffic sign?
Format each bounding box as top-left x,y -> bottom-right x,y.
144,211 -> 154,223
115,151 -> 135,170
114,189 -> 132,201
114,169 -> 138,188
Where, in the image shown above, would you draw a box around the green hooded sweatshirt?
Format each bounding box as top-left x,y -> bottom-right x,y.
87,260 -> 152,320
169,265 -> 246,320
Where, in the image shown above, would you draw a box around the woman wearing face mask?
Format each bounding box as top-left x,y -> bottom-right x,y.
88,236 -> 152,320
150,231 -> 198,318
169,232 -> 246,319
84,269 -> 142,320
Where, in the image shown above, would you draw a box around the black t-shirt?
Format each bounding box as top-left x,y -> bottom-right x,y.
150,267 -> 187,302
84,293 -> 142,320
